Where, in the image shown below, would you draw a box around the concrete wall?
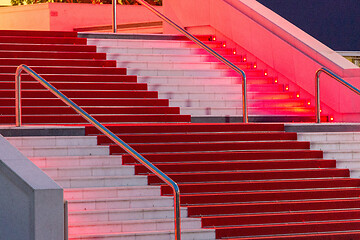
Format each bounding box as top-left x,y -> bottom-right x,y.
0,135 -> 64,240
0,3 -> 162,31
163,0 -> 360,122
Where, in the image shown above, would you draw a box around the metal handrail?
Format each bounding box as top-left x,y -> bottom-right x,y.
315,67 -> 360,123
15,64 -> 182,240
133,0 -> 248,123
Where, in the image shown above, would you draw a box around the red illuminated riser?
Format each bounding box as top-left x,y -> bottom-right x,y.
0,58 -> 116,67
0,51 -> 106,60
0,36 -> 86,45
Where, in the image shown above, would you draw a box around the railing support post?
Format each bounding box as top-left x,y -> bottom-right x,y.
112,0 -> 117,33
15,67 -> 22,127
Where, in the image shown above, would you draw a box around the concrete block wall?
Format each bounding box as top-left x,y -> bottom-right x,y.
0,135 -> 64,240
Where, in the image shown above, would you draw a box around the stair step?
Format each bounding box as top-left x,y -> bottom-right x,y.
110,141 -> 310,154
161,177 -> 357,195
135,159 -> 334,175
42,165 -> 135,178
97,132 -> 298,144
180,187 -> 359,205
213,220 -> 360,239
0,66 -> 126,74
30,155 -> 122,168
0,30 -> 78,38
147,168 -> 348,184
6,136 -> 98,147
0,50 -> 106,60
187,198 -> 360,216
85,123 -> 286,135
121,150 -> 323,164
68,228 -> 215,240
68,217 -> 202,235
16,145 -> 109,157
67,195 -> 174,211
0,35 -> 86,45
68,206 -> 188,222
64,185 -> 162,199
0,43 -> 96,52
0,74 -> 137,83
56,175 -> 148,188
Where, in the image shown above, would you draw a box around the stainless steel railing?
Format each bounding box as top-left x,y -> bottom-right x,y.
315,67 -> 360,123
15,64 -> 182,240
125,0 -> 249,123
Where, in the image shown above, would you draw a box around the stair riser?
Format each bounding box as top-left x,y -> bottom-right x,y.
181,188 -> 358,205
0,115 -> 190,124
136,159 -> 334,175
0,43 -> 96,52
148,169 -> 348,184
0,36 -> 87,45
68,197 -> 173,211
215,221 -> 360,238
110,141 -> 310,154
44,167 -> 134,178
0,59 -> 115,67
64,186 -> 162,199
0,91 -> 158,99
0,98 -> 169,107
0,66 -> 126,74
88,39 -> 222,48
56,176 -> 148,188
85,123 -> 285,135
7,136 -> 97,147
97,132 -> 298,144
17,146 -> 109,157
31,156 -> 122,168
68,208 -> 187,223
68,218 -> 201,235
0,51 -> 106,60
203,210 -> 360,227
122,151 -> 324,164
0,107 -> 179,115
0,30 -> 77,37
0,74 -> 137,83
188,199 -> 360,216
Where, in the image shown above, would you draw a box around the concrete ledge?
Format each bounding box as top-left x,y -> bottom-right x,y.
285,123 -> 360,132
78,32 -> 191,41
0,135 -> 64,240
0,126 -> 85,137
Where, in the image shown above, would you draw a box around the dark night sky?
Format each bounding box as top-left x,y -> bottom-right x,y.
256,0 -> 360,51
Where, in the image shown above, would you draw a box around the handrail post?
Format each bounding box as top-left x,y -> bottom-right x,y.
15,67 -> 22,127
315,69 -> 321,123
112,0 -> 117,33
134,0 -> 248,123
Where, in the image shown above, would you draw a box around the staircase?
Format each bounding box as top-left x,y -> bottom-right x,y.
6,134 -> 215,239
1,30 -> 360,239
85,35 -> 321,122
298,132 -> 360,178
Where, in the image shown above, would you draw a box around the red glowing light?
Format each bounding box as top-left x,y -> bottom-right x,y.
243,57 -> 247,62
296,94 -> 300,98
320,109 -> 322,113
330,116 -> 334,121
274,79 -> 278,83
212,37 -> 216,41
233,50 -> 236,55
253,64 -> 257,69
307,101 -> 311,105
264,71 -> 268,76
223,43 -> 226,47
285,85 -> 289,91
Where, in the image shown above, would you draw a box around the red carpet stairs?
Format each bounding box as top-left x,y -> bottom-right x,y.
0,30 -> 359,239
